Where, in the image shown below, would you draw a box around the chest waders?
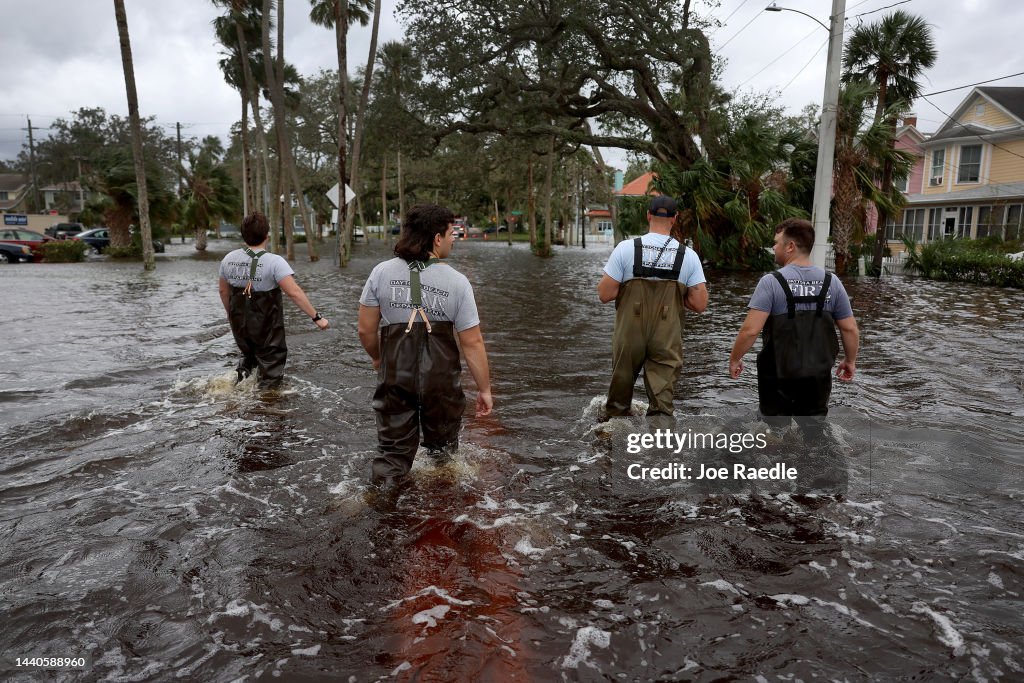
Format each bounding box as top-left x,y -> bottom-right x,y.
756,271 -> 840,416
370,259 -> 466,485
606,238 -> 688,417
228,248 -> 287,386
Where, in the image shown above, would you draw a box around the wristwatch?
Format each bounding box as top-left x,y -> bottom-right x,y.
312,311 -> 324,322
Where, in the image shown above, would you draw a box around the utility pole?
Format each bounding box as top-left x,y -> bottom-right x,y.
26,116 -> 40,212
809,0 -> 846,269
75,157 -> 85,214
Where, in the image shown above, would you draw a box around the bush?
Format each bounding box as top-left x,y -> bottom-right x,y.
39,240 -> 89,263
904,237 -> 1024,288
107,244 -> 142,259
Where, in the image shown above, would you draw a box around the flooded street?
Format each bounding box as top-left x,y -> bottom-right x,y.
1,238 -> 1022,681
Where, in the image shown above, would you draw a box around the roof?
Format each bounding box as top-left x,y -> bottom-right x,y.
905,181 -> 1024,204
587,209 -> 611,217
616,171 -> 659,197
977,87 -> 1024,122
40,181 -> 85,192
0,174 -> 27,192
925,123 -> 995,144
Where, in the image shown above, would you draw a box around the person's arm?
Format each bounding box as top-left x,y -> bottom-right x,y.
684,282 -> 708,312
357,304 -> 383,369
218,277 -> 231,316
279,275 -> 329,329
835,316 -> 859,381
457,325 -> 493,416
728,309 -> 770,378
597,274 -> 620,304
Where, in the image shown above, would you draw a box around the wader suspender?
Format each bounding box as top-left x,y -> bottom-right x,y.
632,237 -> 686,280
406,258 -> 440,333
771,271 -> 833,318
242,247 -> 266,298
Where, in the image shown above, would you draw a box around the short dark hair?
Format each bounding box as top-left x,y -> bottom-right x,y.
394,204 -> 456,261
775,217 -> 814,254
241,212 -> 270,247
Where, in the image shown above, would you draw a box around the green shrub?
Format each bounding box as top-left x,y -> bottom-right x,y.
904,237 -> 1024,288
39,240 -> 89,263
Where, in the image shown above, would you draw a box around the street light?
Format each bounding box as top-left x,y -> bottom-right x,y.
766,0 -> 846,270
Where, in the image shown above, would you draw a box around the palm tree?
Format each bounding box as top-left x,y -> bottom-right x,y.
843,10 -> 936,275
376,41 -> 421,230
345,0 -> 383,245
831,82 -> 915,275
112,0 -> 155,270
309,0 -> 373,267
182,137 -> 242,251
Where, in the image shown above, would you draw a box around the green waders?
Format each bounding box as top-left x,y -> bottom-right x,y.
228,248 -> 287,386
606,238 -> 688,417
371,259 -> 466,485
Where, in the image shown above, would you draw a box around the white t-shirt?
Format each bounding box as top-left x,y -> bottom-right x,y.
603,234 -> 706,287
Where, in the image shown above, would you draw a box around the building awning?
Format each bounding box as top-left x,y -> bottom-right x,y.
905,182 -> 1024,205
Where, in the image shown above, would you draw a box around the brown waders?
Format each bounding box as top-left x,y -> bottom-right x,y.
606,238 -> 688,417
371,260 -> 466,485
757,271 -> 839,417
228,249 -> 287,387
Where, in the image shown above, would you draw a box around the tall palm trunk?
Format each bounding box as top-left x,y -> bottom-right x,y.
261,0 -> 295,260
527,156 -> 536,249
234,15 -> 277,252
346,0 -> 382,243
871,70 -> 892,276
240,93 -> 250,214
381,156 -> 388,241
335,1 -> 351,267
539,135 -> 554,257
113,0 -> 154,270
397,150 -> 405,228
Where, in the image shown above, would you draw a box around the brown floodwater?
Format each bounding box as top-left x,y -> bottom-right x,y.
0,238 -> 1021,681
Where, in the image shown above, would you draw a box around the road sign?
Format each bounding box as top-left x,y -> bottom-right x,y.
326,183 -> 355,208
3,214 -> 28,226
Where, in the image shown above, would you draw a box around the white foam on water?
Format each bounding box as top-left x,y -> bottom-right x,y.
382,585 -> 474,612
411,604 -> 451,629
514,536 -> 548,558
291,644 -> 321,656
911,602 -> 966,654
561,626 -> 611,669
987,572 -> 1005,589
702,579 -> 743,595
770,594 -> 811,606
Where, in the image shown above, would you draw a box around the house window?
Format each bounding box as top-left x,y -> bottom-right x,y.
958,206 -> 973,238
0,191 -> 8,200
975,104 -> 986,117
1005,205 -> 1022,241
889,209 -> 925,240
930,149 -> 945,185
957,145 -> 982,183
895,174 -> 909,193
976,206 -> 1003,239
928,208 -> 943,242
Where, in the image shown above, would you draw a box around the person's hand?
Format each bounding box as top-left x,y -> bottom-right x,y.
729,358 -> 744,379
372,356 -> 381,370
315,317 -> 330,330
475,389 -> 493,417
836,360 -> 855,382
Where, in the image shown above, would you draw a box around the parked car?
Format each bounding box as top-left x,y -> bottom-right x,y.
0,228 -> 55,261
465,227 -> 484,239
74,228 -> 110,253
45,222 -> 85,239
354,226 -> 365,241
0,242 -> 34,263
390,224 -> 401,235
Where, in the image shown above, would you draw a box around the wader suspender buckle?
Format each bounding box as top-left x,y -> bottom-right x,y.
632,237 -> 686,280
771,271 -> 833,319
242,248 -> 266,298
406,258 -> 439,334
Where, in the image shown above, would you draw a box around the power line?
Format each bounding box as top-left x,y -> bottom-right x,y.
780,38 -> 829,93
922,72 -> 1024,98
921,95 -> 1024,165
717,11 -> 762,52
716,0 -> 755,32
736,25 -> 820,88
852,0 -> 914,19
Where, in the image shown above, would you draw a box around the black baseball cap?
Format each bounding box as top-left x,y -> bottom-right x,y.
649,195 -> 677,218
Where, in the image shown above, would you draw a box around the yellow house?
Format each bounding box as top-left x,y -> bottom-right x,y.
890,86 -> 1024,242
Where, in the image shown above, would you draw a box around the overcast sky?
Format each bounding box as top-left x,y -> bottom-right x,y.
3,0 -> 1023,172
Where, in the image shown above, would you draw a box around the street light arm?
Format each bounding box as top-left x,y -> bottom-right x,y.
764,3 -> 830,32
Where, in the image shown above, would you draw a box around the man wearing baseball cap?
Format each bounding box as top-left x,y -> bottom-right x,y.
596,195 -> 708,417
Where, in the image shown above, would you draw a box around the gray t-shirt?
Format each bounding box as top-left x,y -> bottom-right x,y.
359,257 -> 480,331
219,248 -> 295,292
748,264 -> 853,320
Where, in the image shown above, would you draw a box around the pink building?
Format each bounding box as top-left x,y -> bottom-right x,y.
864,115 -> 927,236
